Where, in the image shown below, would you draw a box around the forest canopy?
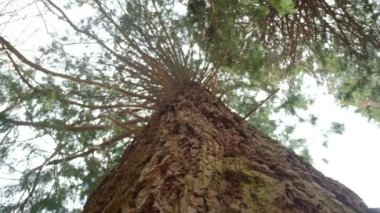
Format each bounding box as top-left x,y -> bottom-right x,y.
0,0 -> 379,211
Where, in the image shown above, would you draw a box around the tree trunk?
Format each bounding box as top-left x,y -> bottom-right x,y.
83,83 -> 367,213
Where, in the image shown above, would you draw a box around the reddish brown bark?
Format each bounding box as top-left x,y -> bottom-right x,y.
83,83 -> 367,212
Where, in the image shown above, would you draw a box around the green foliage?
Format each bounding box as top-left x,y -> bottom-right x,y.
330,122 -> 345,135
329,54 -> 380,122
268,0 -> 295,15
0,0 -> 379,211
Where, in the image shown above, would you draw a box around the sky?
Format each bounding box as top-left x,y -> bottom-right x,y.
1,0 -> 380,209
297,81 -> 380,207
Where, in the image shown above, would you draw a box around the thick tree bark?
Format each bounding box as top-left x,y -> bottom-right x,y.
83,83 -> 367,212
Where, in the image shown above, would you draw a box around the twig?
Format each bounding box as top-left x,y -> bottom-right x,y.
244,88 -> 279,120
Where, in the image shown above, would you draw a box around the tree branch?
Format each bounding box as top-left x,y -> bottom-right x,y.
0,36 -> 155,101
4,118 -> 110,132
244,88 -> 279,120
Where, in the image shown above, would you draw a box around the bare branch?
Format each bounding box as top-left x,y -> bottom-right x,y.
244,88 -> 279,120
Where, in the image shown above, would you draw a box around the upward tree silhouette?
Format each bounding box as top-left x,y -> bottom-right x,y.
0,0 -> 378,211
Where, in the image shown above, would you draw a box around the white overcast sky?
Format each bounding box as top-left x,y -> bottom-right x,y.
1,0 -> 379,208
289,76 -> 380,207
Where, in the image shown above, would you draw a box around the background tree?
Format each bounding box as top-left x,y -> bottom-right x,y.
0,0 -> 378,212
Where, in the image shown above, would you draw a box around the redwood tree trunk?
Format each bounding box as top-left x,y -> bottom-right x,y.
83,84 -> 367,212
